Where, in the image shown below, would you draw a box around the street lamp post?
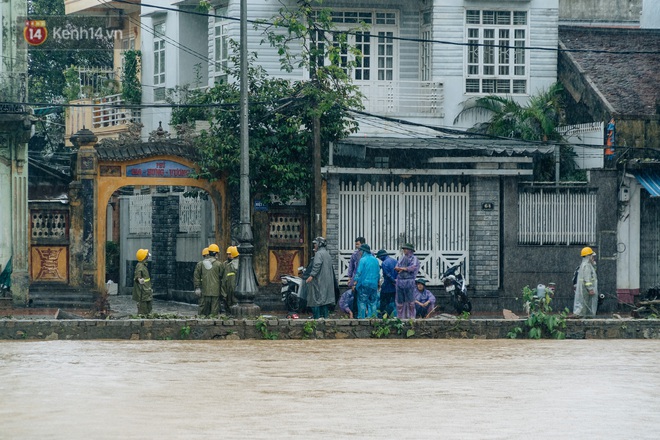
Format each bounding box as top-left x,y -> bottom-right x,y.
232,0 -> 261,317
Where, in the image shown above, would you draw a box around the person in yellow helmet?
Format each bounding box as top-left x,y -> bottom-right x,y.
223,246 -> 240,310
193,247 -> 210,298
573,247 -> 598,318
193,244 -> 227,316
132,249 -> 152,315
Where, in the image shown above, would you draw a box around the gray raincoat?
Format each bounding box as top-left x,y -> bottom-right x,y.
306,247 -> 336,308
573,257 -> 598,317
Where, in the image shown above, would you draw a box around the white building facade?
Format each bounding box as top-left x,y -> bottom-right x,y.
137,1 -> 573,303
140,0 -> 559,137
1,0 -> 30,303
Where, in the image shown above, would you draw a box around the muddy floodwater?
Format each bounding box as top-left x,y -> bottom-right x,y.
1,339 -> 659,439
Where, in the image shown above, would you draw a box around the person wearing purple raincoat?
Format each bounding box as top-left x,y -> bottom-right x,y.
338,289 -> 356,318
394,243 -> 420,319
347,237 -> 365,287
414,278 -> 436,318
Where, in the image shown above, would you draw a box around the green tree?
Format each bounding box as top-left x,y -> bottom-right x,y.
27,0 -> 113,152
28,0 -> 113,102
175,0 -> 362,205
455,83 -> 583,181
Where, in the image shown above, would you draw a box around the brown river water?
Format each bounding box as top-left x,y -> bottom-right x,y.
1,339 -> 659,439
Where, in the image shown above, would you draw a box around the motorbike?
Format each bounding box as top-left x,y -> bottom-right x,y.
441,265 -> 472,314
281,266 -> 307,314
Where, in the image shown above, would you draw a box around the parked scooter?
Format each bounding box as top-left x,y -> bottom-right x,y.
441,265 -> 471,314
281,266 -> 307,314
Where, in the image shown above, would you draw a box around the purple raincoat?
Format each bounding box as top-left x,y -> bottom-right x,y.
395,253 -> 420,319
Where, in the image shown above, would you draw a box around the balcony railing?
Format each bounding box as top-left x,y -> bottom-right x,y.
358,80 -> 444,118
77,68 -> 117,99
92,94 -> 141,129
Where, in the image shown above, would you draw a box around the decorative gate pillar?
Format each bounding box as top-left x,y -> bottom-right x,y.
69,128 -> 99,289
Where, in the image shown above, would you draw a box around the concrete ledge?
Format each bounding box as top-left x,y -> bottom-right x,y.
0,318 -> 659,340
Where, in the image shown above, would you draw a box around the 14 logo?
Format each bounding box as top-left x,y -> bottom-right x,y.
24,20 -> 48,46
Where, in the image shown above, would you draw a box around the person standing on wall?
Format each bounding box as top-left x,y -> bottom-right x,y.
573,247 -> 599,318
376,249 -> 398,317
193,247 -> 209,299
394,243 -> 420,319
353,243 -> 381,318
347,237 -> 365,288
305,237 -> 336,319
132,249 -> 153,315
224,246 -> 239,310
193,243 -> 227,317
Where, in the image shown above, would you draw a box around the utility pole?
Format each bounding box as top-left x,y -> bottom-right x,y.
312,113 -> 322,238
554,145 -> 560,184
232,0 -> 260,317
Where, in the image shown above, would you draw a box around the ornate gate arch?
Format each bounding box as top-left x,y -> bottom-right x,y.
69,128 -> 227,293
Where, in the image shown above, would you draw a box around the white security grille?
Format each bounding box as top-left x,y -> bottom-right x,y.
518,190 -> 597,245
179,195 -> 202,233
128,195 -> 152,235
338,181 -> 469,286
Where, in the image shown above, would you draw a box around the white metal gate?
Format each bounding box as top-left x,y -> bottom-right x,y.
338,181 -> 469,286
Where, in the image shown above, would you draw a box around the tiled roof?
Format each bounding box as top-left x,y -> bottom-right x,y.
95,141 -> 200,162
559,26 -> 660,117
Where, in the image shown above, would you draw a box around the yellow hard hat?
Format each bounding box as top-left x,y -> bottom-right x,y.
202,247 -> 209,256
581,246 -> 595,257
208,244 -> 220,253
136,249 -> 148,261
227,246 -> 239,258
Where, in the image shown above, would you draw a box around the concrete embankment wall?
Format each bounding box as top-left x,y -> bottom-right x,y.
1,318 -> 660,340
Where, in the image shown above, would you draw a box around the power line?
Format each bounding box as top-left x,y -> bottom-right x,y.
112,0 -> 660,56
1,101 -> 238,109
95,0 -> 213,67
348,108 -> 612,150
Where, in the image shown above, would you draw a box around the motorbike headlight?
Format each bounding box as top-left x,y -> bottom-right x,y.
280,278 -> 288,285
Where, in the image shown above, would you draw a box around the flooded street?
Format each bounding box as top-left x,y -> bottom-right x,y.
1,339 -> 659,439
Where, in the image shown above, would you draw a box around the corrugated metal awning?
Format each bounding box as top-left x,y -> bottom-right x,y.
336,136 -> 556,156
635,171 -> 660,197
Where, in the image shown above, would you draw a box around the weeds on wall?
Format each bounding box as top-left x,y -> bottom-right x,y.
507,285 -> 568,339
371,314 -> 415,338
256,317 -> 278,340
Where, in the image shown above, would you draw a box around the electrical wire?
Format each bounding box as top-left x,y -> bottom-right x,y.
110,0 -> 660,56
17,3 -> 658,148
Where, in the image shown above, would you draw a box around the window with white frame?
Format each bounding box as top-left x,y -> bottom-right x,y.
312,10 -> 398,82
420,10 -> 432,82
465,10 -> 528,95
153,22 -> 166,87
214,5 -> 230,82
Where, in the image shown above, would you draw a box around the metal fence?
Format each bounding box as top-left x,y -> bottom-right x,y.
518,190 -> 597,245
338,180 -> 469,285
